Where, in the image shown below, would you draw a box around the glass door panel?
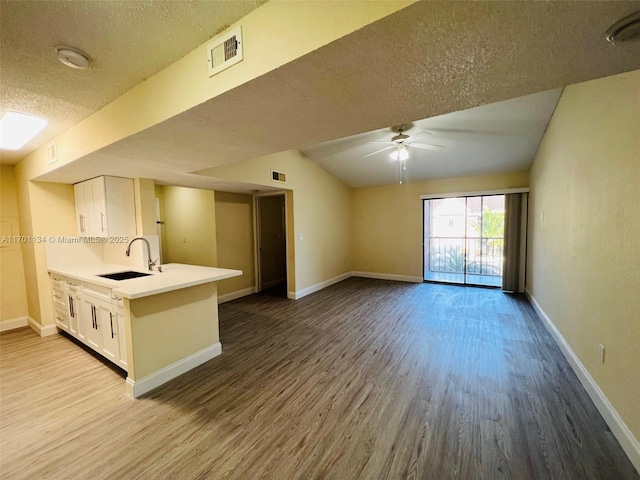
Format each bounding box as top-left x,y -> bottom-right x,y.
423,195 -> 505,287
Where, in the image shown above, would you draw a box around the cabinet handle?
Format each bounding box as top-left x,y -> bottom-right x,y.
100,212 -> 106,232
110,313 -> 115,339
69,296 -> 74,317
92,305 -> 96,329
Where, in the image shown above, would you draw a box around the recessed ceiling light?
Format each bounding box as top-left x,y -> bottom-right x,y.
55,45 -> 91,69
0,112 -> 48,150
606,11 -> 640,44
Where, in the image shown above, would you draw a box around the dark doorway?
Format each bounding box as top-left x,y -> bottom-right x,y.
257,194 -> 287,296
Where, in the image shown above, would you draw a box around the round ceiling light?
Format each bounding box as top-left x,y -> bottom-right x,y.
55,46 -> 91,69
606,11 -> 640,44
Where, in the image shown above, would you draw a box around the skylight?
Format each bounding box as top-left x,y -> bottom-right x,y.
0,112 -> 48,150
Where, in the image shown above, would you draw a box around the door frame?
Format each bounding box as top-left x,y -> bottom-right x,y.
252,191 -> 289,293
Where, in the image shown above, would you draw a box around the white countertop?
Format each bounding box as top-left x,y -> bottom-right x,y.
48,263 -> 242,299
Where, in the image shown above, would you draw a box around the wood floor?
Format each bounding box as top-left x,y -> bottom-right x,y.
1,278 -> 637,479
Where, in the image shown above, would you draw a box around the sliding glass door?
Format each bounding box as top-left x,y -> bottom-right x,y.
423,195 -> 505,287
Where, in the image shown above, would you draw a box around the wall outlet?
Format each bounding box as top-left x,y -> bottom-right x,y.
599,344 -> 605,364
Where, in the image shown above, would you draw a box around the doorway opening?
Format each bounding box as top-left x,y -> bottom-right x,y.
256,194 -> 287,297
423,195 -> 505,287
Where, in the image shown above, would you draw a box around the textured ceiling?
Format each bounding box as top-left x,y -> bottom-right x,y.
300,89 -> 563,188
0,0 -> 265,164
20,1 -> 640,191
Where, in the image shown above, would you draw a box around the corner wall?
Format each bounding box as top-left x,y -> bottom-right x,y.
156,185 -> 217,267
0,166 -> 29,326
198,150 -> 352,296
13,158 -> 77,327
527,70 -> 640,456
351,171 -> 529,279
215,192 -> 255,298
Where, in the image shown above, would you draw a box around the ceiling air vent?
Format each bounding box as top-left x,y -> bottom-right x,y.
206,25 -> 243,77
271,170 -> 287,183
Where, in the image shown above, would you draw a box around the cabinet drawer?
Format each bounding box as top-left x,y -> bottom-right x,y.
64,279 -> 83,292
54,307 -> 69,331
52,288 -> 67,309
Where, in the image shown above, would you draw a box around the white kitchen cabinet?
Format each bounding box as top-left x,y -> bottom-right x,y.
74,176 -> 135,237
51,274 -> 126,372
83,296 -> 117,363
82,282 -> 117,358
66,282 -> 84,341
51,276 -> 69,332
83,296 -> 102,351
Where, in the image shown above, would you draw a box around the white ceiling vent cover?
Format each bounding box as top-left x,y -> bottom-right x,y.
206,25 -> 243,77
46,141 -> 57,164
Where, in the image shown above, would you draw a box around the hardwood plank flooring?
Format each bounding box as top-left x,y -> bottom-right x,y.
1,278 -> 637,479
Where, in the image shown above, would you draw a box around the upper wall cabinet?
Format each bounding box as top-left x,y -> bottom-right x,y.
74,176 -> 136,237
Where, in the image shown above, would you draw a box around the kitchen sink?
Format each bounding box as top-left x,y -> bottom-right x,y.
98,271 -> 152,281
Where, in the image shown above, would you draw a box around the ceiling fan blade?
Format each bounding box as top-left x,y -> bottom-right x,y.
367,141 -> 394,145
409,142 -> 445,151
409,130 -> 433,138
363,145 -> 395,158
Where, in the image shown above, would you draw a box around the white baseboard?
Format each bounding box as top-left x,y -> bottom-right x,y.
218,286 -> 255,304
125,342 -> 222,398
289,272 -> 352,300
285,271 -> 424,300
27,317 -> 59,337
0,316 -> 28,332
352,271 -> 423,283
526,289 -> 640,471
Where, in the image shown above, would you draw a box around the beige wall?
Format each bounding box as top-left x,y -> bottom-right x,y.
14,155 -> 77,326
134,178 -> 157,236
527,70 -> 640,441
126,283 -> 218,380
0,166 -> 29,323
156,185 -> 217,267
352,171 -> 530,279
199,149 -> 352,294
214,192 -> 255,297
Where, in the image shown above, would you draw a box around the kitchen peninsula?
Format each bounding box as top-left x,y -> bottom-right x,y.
48,263 -> 241,398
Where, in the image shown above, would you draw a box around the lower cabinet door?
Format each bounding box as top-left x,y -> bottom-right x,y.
84,298 -> 102,351
69,292 -> 83,340
101,307 -> 120,364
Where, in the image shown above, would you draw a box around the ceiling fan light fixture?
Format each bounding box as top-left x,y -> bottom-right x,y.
390,144 -> 409,161
55,45 -> 91,69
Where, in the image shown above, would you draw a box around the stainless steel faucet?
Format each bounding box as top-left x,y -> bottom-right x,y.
126,237 -> 158,271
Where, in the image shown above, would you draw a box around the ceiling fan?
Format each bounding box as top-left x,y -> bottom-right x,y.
363,124 -> 445,161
